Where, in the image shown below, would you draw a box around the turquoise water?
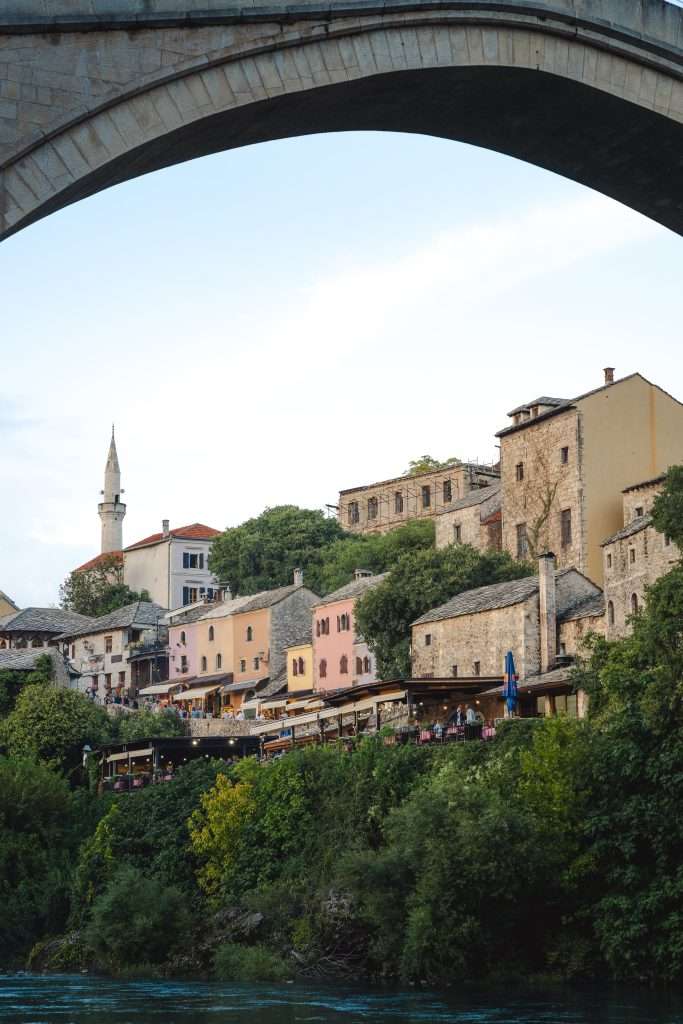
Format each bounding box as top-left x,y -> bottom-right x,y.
1,975 -> 682,1024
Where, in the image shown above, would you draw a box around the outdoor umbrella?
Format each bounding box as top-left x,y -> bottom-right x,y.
502,651 -> 518,715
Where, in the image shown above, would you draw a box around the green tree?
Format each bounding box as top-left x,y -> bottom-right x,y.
60,553 -> 149,618
356,545 -> 531,679
404,455 -> 459,476
651,464 -> 683,550
208,506 -> 345,595
116,708 -> 186,742
316,519 -> 434,593
1,684 -> 111,774
0,652 -> 54,718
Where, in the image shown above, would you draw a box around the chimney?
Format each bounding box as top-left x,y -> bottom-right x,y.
220,582 -> 232,601
603,367 -> 615,385
538,553 -> 557,675
293,568 -> 304,587
162,519 -> 170,538
354,569 -> 373,581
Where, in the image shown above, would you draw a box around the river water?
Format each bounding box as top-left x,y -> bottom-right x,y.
1,975 -> 682,1024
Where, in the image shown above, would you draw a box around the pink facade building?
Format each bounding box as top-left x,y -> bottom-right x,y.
312,572 -> 387,692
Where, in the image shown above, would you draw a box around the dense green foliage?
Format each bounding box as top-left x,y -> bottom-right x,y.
356,545 -> 532,678
404,455 -> 460,475
652,464 -> 683,549
60,553 -> 149,618
115,708 -> 186,742
0,653 -> 54,717
208,505 -> 435,596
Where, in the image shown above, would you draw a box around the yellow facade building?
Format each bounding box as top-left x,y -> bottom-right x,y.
286,641 -> 314,693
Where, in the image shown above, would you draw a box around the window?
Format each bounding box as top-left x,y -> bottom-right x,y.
180,631 -> 186,645
394,491 -> 404,514
606,553 -> 612,569
298,657 -> 305,675
635,506 -> 644,518
340,655 -> 348,674
367,497 -> 378,521
443,480 -> 452,503
105,635 -> 113,653
180,655 -> 188,674
316,620 -> 320,637
337,613 -> 350,632
201,656 -> 207,672
70,644 -> 75,659
348,501 -> 359,525
292,659 -> 299,677
516,523 -> 528,559
246,626 -> 253,641
253,656 -> 260,670
118,671 -> 126,684
240,659 -> 246,673
473,661 -> 481,676
324,617 -> 330,635
425,633 -> 432,646
421,485 -> 431,508
104,673 -> 112,689
363,656 -> 371,674
559,642 -> 567,656
561,508 -> 572,548
452,665 -> 458,678
608,601 -> 615,626
319,659 -> 327,679
208,625 -> 214,641
356,657 -> 363,675
182,552 -> 204,569
453,524 -> 462,544
182,586 -> 198,605
631,593 -> 639,615
665,535 -> 672,547
216,653 -> 222,670
515,462 -> 524,482
560,447 -> 569,465
31,638 -> 43,648
629,547 -> 636,564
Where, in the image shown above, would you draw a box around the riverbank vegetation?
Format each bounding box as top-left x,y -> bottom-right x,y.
3,561 -> 683,983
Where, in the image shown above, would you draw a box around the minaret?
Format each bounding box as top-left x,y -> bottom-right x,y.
98,426 -> 126,553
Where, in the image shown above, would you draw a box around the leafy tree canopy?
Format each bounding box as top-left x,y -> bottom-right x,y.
60,553 -> 149,618
651,464 -> 683,550
114,707 -> 186,743
0,653 -> 54,718
356,544 -> 532,679
404,455 -> 459,476
316,519 -> 434,594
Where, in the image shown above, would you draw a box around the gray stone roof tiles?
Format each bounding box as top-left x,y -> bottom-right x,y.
558,593 -> 605,622
434,482 -> 501,516
314,572 -> 389,608
55,600 -> 167,640
506,396 -> 568,417
412,575 -> 542,625
601,515 -> 652,546
0,607 -> 93,634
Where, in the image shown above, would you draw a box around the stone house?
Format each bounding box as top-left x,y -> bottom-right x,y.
338,462 -> 499,535
0,607 -> 92,650
312,571 -> 388,691
124,521 -> 221,610
411,556 -> 603,717
57,600 -> 167,698
497,370 -> 683,584
602,475 -> 679,638
434,482 -> 502,551
0,590 -> 18,619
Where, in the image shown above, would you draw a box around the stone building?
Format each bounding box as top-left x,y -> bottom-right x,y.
411,555 -> 603,716
0,607 -> 92,650
337,462 -> 499,535
57,600 -> 167,698
124,521 -> 221,610
497,371 -> 683,585
312,571 -> 387,691
602,475 -> 679,638
434,482 -> 502,551
0,590 -> 18,619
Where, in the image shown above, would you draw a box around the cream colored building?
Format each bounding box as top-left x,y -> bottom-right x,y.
338,462 -> 499,535
434,483 -> 502,551
124,522 -> 221,610
0,590 -> 18,619
602,475 -> 679,638
497,371 -> 683,584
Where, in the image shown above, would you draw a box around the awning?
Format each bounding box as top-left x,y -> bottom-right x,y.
106,747 -> 154,762
285,697 -> 323,711
222,679 -> 262,694
260,698 -> 288,711
139,682 -> 180,696
172,683 -> 222,702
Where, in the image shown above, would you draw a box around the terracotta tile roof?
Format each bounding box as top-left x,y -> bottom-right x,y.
124,523 -> 221,552
74,551 -> 123,573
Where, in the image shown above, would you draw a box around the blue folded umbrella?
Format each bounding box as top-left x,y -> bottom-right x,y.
502,651 -> 518,714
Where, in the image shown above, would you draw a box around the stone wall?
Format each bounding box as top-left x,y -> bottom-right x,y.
558,611 -> 605,657
270,587 -> 318,679
603,524 -> 679,638
188,717 -> 254,737
500,408 -> 585,573
622,479 -> 664,522
434,488 -> 501,551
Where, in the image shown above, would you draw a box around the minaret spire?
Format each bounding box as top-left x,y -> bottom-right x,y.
98,425 -> 126,553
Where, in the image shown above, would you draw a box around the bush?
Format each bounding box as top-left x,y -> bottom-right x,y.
84,865 -> 190,968
213,942 -> 289,982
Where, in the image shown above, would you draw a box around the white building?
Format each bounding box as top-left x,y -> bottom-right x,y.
124,521 -> 221,610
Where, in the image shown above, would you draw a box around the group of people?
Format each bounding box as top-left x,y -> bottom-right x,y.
429,704 -> 485,741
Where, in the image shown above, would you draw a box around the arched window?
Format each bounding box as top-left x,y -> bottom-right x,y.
325,618 -> 330,635
319,659 -> 327,679
216,653 -> 222,670
246,626 -> 253,641
208,625 -> 214,641
356,657 -> 363,675
292,659 -> 298,677
364,656 -> 371,674
337,615 -> 341,632
298,657 -> 305,674
180,631 -> 186,645
201,656 -> 207,672
607,601 -> 615,626
316,620 -> 320,637
631,593 -> 639,615
340,655 -> 348,674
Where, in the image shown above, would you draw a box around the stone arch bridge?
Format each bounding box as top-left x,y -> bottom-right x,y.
1,0 -> 682,241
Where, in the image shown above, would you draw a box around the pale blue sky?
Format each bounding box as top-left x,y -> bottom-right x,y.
2,130 -> 682,607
